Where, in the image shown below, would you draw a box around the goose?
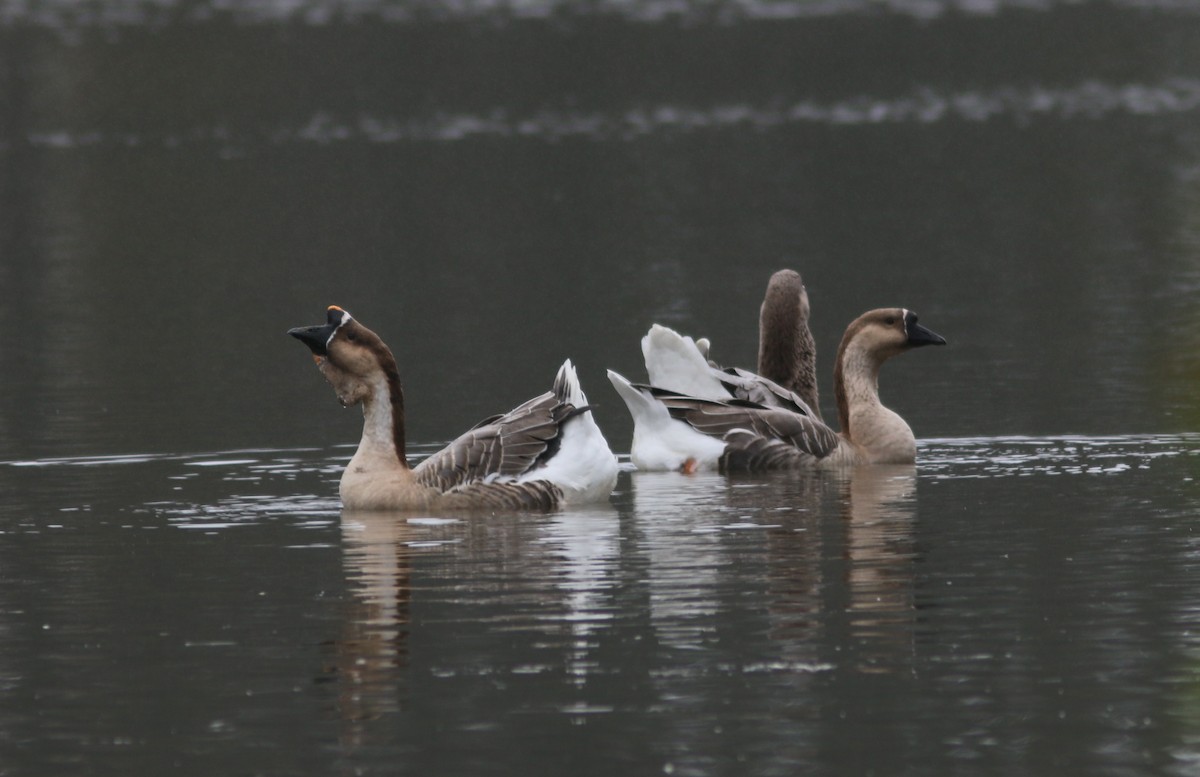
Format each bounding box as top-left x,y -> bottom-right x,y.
607,307 -> 946,471
288,306 -> 618,511
757,268 -> 821,420
646,269 -> 822,420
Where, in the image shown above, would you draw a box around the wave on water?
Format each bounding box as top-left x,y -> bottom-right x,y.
1,447 -> 345,529
2,0 -> 1199,28
918,433 -> 1200,480
11,79 -> 1200,153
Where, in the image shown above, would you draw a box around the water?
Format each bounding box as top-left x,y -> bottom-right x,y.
3,0 -> 1200,774
2,438 -> 1198,775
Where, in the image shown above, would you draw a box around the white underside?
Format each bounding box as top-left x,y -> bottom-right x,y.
607,369 -> 727,472
518,360 -> 619,504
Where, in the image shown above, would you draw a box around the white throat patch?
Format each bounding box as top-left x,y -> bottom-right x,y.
327,307 -> 353,348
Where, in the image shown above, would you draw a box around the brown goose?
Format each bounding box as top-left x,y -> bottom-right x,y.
607,308 -> 946,471
647,269 -> 822,421
289,306 -> 618,510
757,268 -> 821,420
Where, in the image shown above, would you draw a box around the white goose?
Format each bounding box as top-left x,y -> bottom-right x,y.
608,305 -> 946,472
289,306 -> 618,511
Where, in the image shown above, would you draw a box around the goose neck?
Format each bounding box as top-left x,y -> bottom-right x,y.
359,370 -> 409,469
833,341 -> 882,440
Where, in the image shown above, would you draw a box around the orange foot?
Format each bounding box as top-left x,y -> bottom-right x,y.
680,457 -> 699,475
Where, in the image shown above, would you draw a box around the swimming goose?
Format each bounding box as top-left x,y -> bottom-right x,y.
289,306 -> 618,511
645,269 -> 822,421
608,308 -> 946,471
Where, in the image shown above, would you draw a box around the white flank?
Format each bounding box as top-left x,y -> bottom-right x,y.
519,360 -> 619,504
606,369 -> 726,472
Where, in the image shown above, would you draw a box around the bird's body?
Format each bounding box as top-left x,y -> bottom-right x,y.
609,285 -> 945,472
290,307 -> 618,511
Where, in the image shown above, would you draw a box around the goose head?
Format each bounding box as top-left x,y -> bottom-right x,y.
839,308 -> 946,365
288,306 -> 395,408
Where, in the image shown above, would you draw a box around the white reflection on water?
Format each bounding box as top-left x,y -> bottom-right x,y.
631,470 -> 744,646
538,506 -> 621,686
920,433 -> 1200,480
2,0 -> 1196,28
15,79 -> 1200,153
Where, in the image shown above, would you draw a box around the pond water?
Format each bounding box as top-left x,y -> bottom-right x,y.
2,0 -> 1200,774
2,437 -> 1199,775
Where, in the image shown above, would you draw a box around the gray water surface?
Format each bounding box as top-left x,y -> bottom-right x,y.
2,437 -> 1198,775
2,0 -> 1200,774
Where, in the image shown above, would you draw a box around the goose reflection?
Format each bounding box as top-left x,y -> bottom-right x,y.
840,465 -> 918,672
327,503 -> 622,742
629,469 -> 741,648
631,463 -> 919,674
328,509 -> 422,742
537,505 -> 622,687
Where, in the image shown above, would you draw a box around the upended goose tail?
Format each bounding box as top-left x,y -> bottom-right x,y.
521,360 -> 620,503
641,324 -> 727,399
607,369 -> 729,472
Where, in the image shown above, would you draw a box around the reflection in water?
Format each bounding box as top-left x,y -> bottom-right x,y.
842,465 -> 917,673
330,504 -> 622,746
539,506 -> 622,687
330,511 -> 422,744
631,465 -> 920,674
630,470 -> 749,649
3,437 -> 1199,774
4,0 -> 1185,28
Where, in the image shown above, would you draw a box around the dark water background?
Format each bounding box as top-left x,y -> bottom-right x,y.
2,1 -> 1200,774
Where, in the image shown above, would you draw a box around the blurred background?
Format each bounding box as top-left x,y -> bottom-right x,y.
1,0 -> 1198,460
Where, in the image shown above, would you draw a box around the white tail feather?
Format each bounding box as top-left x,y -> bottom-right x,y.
554,358 -> 588,407
527,360 -> 617,503
641,324 -> 727,399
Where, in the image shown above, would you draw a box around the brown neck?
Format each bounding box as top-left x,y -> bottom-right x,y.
833,338 -> 851,438
758,275 -> 820,416
376,349 -> 409,469
833,323 -> 886,442
833,323 -> 871,439
757,322 -> 797,386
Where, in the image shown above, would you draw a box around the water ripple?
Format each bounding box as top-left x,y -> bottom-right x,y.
1,0 -> 1198,28
919,433 -> 1200,480
10,79 -> 1200,154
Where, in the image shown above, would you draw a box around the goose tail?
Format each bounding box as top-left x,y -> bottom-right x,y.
606,369 -> 666,428
521,360 -> 618,504
552,358 -> 588,408
641,324 -> 727,399
606,368 -> 725,472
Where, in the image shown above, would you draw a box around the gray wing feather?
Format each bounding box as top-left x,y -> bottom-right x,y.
412,389 -> 575,494
713,367 -> 820,417
438,479 -> 565,512
640,385 -> 839,467
719,429 -> 825,471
